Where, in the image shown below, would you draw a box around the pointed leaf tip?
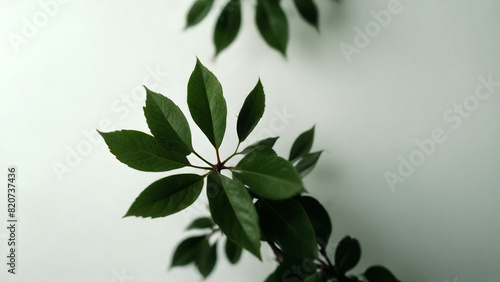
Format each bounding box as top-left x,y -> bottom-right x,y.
237,79 -> 265,142
187,59 -> 227,148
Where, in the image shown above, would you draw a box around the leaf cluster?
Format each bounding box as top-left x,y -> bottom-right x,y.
185,0 -> 328,56
99,59 -> 400,281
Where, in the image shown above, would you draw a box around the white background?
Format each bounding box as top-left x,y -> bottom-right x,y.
1,0 -> 500,281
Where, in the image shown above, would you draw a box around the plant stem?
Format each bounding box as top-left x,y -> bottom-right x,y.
221,143 -> 240,166
266,240 -> 284,262
204,227 -> 221,240
193,150 -> 213,167
215,147 -> 222,165
319,248 -> 341,279
188,164 -> 212,170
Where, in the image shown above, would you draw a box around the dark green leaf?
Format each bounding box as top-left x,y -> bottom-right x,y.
214,0 -> 242,55
187,59 -> 227,148
364,266 -> 401,282
266,254 -> 317,281
124,174 -> 204,218
264,271 -> 278,282
335,236 -> 361,274
289,126 -> 315,162
256,199 -> 318,257
296,196 -> 332,249
296,151 -> 322,177
207,173 -> 261,259
196,242 -> 217,277
225,237 -> 243,264
143,86 -> 192,155
98,130 -> 189,171
186,0 -> 214,28
187,217 -> 214,230
237,79 -> 265,143
240,137 -> 279,154
171,236 -> 206,267
255,0 -> 289,56
234,148 -> 304,199
304,272 -> 322,282
293,0 -> 319,30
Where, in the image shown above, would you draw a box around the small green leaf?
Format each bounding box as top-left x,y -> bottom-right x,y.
303,272 -> 322,282
143,86 -> 192,155
296,196 -> 332,249
255,0 -> 289,56
296,151 -> 322,177
225,237 -> 243,264
98,130 -> 189,171
237,79 -> 266,143
196,241 -> 217,278
124,174 -> 204,218
187,217 -> 214,230
256,199 -> 318,258
214,0 -> 242,55
364,266 -> 401,282
240,137 -> 279,154
234,148 -> 304,199
289,126 -> 315,162
186,0 -> 214,28
293,0 -> 319,30
171,236 -> 206,267
207,173 -> 261,259
335,236 -> 361,274
187,59 -> 227,148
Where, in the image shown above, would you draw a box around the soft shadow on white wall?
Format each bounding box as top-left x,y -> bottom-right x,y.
1,0 -> 499,281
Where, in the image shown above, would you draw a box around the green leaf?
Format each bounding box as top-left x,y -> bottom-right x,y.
124,174 -> 204,218
265,254 -> 318,282
335,236 -> 361,274
293,0 -> 319,30
187,59 -> 227,148
234,148 -> 304,199
186,0 -> 214,28
364,266 -> 401,282
289,126 -> 315,162
304,272 -> 322,282
143,86 -> 192,155
187,217 -> 214,230
240,137 -> 279,154
206,173 -> 261,259
196,241 -> 217,278
171,236 -> 206,267
255,0 -> 289,56
296,151 -> 322,177
264,271 -> 278,282
266,254 -> 317,281
296,196 -> 332,250
237,79 -> 265,143
256,199 -> 318,257
225,237 -> 243,264
98,130 -> 189,171
214,0 -> 242,55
